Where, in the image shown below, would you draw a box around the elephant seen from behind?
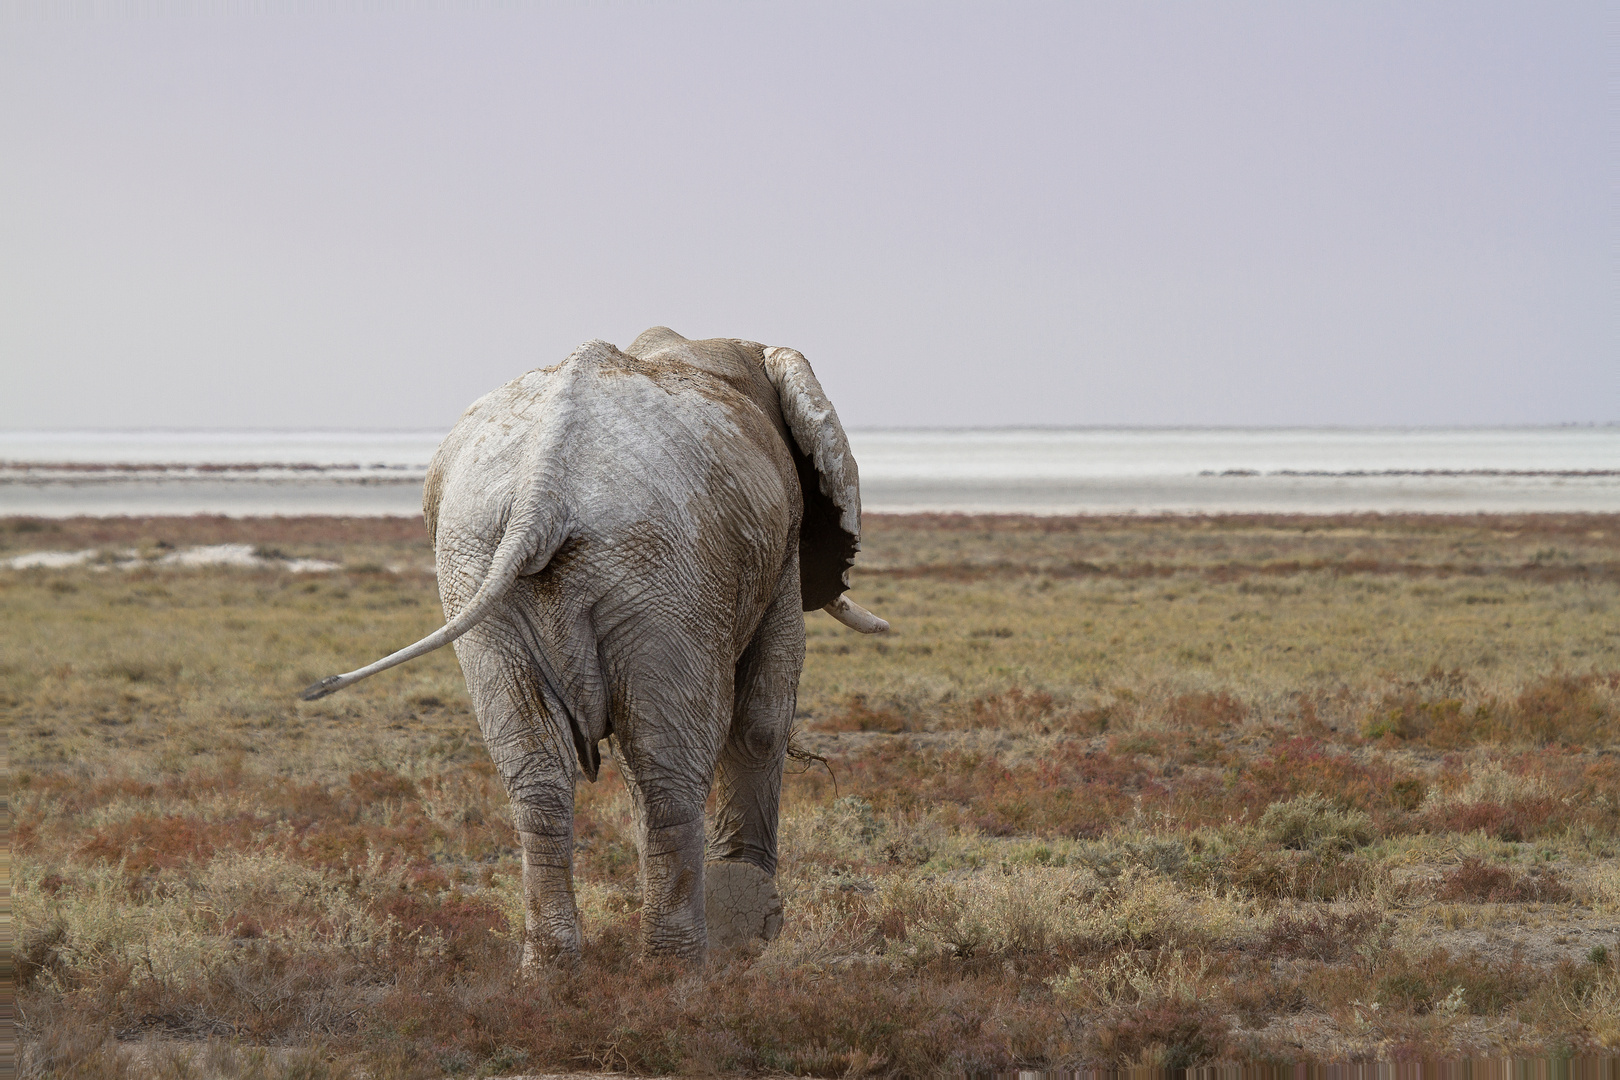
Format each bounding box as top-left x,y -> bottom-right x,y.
302,327 -> 887,965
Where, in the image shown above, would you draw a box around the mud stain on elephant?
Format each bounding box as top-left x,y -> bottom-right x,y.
588,344 -> 716,402
704,860 -> 784,952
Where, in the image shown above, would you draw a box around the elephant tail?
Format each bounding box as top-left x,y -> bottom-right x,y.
299,513 -> 560,701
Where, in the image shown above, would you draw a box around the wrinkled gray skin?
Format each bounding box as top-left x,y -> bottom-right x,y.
302,328 -> 886,964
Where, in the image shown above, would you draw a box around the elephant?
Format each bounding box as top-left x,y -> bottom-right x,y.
301,327 -> 887,965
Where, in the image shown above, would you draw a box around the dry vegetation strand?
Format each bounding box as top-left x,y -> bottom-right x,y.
9,513 -> 1620,1075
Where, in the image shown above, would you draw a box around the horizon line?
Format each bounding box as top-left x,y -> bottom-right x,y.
3,422 -> 1618,437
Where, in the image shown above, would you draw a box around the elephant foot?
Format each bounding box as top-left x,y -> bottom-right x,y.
520,934 -> 581,975
519,918 -> 583,975
704,860 -> 783,956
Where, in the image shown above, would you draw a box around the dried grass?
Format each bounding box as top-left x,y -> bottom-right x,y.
9,512 -> 1620,1073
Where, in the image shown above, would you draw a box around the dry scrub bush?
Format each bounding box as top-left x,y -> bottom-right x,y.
1589,862 -> 1620,913
1431,760 -> 1556,807
1219,845 -> 1395,904
1366,671 -> 1619,748
1554,959 -> 1620,1049
18,852 -> 419,993
1048,946 -> 1220,1009
1260,794 -> 1375,853
1434,858 -> 1572,904
878,865 -> 1256,963
1082,1001 -> 1231,1071
1415,758 -> 1601,842
21,1034 -> 358,1080
781,794 -> 995,875
1372,948 -> 1542,1018
1260,902 -> 1385,963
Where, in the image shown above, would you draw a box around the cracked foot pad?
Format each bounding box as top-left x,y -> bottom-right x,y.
705,860 -> 783,952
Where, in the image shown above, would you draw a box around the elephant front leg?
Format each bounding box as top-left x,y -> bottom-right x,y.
710,568 -> 802,875
706,568 -> 801,950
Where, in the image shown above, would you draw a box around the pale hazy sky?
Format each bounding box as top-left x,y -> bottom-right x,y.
1,2 -> 1612,430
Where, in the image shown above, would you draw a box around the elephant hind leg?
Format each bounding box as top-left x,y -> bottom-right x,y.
453,623 -> 584,967
612,739 -> 712,961
518,827 -> 582,969
710,561 -> 803,876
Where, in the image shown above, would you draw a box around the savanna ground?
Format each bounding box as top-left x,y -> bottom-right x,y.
7,512 -> 1620,1078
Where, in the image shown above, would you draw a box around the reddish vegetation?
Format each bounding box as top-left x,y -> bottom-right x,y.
1370,671 -> 1620,748
78,814 -> 267,877
1435,859 -> 1573,904
802,740 -> 1161,839
1086,1003 -> 1231,1070
1235,737 -> 1412,814
25,765 -> 514,883
814,695 -> 912,733
1165,690 -> 1248,730
1262,905 -> 1382,962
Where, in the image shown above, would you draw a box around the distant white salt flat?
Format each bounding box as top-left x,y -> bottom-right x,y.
0,478 -> 428,517
5,426 -> 1617,474
0,429 -> 443,468
2,543 -> 340,572
2,427 -> 1617,516
852,427 -> 1620,480
157,543 -> 340,571
6,548 -> 102,568
4,472 -> 1617,516
861,473 -> 1620,514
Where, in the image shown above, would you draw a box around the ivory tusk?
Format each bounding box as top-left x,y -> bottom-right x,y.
822,595 -> 890,634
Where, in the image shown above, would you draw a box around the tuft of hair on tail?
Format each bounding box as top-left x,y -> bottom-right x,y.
300,675 -> 343,701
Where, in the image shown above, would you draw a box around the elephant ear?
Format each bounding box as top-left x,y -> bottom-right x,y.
761,346 -> 861,611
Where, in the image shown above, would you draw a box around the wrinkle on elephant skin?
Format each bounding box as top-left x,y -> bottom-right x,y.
299,328 -> 887,965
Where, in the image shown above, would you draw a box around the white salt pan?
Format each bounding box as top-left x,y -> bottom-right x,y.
158,543 -> 263,568
5,549 -> 98,569
5,545 -> 341,573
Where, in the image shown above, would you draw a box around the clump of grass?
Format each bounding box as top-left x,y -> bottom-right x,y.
1260,794 -> 1375,853
1366,669 -> 1618,748
1049,945 -> 1220,1009
1223,845 -> 1392,902
1261,903 -> 1384,962
879,865 -> 1254,962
